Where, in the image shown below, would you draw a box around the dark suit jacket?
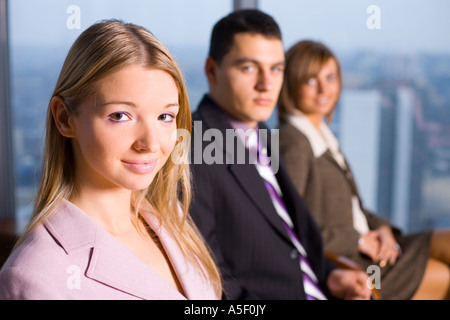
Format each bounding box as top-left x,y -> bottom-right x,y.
189,95 -> 335,300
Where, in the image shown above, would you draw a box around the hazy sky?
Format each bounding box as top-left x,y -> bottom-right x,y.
9,0 -> 230,48
7,0 -> 450,229
9,0 -> 450,54
263,0 -> 450,54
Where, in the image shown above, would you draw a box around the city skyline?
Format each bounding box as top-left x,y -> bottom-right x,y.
10,44 -> 450,232
6,1 -> 450,233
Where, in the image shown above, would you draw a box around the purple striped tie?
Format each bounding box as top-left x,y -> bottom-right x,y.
249,133 -> 327,300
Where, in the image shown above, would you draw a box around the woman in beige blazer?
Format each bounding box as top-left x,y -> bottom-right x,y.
278,40 -> 450,300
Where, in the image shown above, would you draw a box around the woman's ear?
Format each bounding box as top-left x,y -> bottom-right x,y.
50,96 -> 75,138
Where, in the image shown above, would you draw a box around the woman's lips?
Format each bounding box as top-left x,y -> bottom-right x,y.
316,97 -> 330,105
122,159 -> 158,174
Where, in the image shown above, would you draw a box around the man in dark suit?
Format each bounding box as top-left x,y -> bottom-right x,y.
189,9 -> 372,300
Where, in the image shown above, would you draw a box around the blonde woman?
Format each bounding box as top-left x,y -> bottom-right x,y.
278,40 -> 450,300
0,19 -> 221,300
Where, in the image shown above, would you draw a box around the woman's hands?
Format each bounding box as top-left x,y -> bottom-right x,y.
357,225 -> 401,267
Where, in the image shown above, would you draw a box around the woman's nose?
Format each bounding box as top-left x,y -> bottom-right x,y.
133,122 -> 160,152
317,79 -> 325,93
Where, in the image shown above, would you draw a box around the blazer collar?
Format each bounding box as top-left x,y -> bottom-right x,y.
286,112 -> 348,170
44,200 -> 206,300
286,111 -> 329,158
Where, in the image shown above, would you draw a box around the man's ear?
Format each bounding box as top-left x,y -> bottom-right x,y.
50,96 -> 75,138
205,56 -> 218,85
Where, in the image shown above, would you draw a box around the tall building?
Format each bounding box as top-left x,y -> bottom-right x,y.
390,87 -> 415,231
337,89 -> 382,214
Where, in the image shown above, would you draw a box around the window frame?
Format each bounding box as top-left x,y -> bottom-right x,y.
0,0 -> 15,221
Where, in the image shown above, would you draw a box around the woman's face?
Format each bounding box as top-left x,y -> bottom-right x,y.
68,65 -> 179,192
297,58 -> 340,126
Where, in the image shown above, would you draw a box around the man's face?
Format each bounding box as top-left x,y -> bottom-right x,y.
206,33 -> 285,128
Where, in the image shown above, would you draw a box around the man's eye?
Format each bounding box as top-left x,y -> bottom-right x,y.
242,65 -> 255,72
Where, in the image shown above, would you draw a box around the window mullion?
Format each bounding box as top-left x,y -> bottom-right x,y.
0,0 -> 16,221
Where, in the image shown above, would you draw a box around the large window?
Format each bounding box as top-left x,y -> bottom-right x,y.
261,0 -> 450,232
6,0 -> 450,234
8,0 -> 231,230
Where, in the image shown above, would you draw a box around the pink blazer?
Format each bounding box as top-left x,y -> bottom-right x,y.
0,200 -> 218,300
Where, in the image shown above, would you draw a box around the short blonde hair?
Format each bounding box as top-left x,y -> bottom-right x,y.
278,40 -> 341,123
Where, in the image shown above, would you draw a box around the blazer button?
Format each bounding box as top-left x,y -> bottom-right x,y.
289,249 -> 298,259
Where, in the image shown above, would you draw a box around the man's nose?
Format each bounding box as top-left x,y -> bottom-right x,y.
255,69 -> 273,91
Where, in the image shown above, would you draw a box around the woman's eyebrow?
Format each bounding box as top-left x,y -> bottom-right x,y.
100,101 -> 180,109
100,101 -> 137,107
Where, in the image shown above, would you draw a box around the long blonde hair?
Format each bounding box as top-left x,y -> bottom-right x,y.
14,19 -> 221,295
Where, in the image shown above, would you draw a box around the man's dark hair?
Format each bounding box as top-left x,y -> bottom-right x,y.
208,9 -> 282,64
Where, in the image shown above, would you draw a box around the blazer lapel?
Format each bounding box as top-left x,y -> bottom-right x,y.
323,150 -> 360,197
47,200 -> 186,300
85,226 -> 186,300
140,211 -> 216,300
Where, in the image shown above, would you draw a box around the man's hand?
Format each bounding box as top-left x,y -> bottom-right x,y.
327,268 -> 372,300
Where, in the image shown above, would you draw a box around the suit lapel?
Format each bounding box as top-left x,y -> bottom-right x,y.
196,96 -> 292,242
228,162 -> 291,239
